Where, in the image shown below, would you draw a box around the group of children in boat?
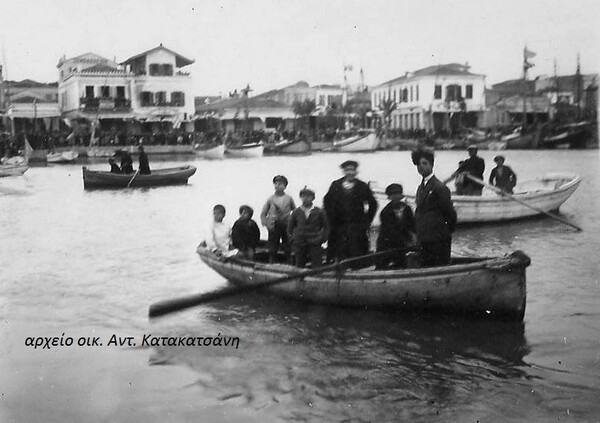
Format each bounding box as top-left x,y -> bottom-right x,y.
200,146 -> 517,270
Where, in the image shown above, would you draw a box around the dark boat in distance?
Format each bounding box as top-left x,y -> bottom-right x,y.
197,247 -> 531,321
82,165 -> 196,189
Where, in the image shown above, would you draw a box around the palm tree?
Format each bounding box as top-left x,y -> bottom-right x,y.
379,97 -> 397,139
292,99 -> 317,134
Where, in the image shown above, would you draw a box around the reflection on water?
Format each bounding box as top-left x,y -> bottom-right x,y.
149,295 -> 531,421
2,150 -> 600,421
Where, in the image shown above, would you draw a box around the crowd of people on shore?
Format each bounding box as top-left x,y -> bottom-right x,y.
199,146 -> 518,270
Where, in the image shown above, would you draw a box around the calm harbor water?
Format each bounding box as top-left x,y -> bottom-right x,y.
1,149 -> 599,422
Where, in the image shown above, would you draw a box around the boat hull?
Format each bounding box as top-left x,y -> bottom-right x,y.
376,173 -> 581,223
226,143 -> 264,158
334,133 -> 379,152
82,165 -> 197,189
47,151 -> 79,163
195,144 -> 225,160
267,139 -> 311,155
197,248 -> 530,320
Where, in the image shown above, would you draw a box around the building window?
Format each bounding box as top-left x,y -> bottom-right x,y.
393,90 -> 396,102
416,85 -> 419,101
434,85 -> 442,99
149,64 -> 160,76
416,113 -> 420,128
446,85 -> 462,102
410,86 -> 413,102
116,86 -> 125,99
155,91 -> 167,105
161,64 -> 173,76
85,86 -> 94,98
402,88 -> 408,103
466,84 -> 473,99
101,86 -> 110,98
141,91 -> 153,107
171,91 -> 185,106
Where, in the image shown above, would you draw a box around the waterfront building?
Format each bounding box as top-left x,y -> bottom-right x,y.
58,44 -> 194,138
0,69 -> 61,135
194,81 -> 348,133
371,63 -> 486,133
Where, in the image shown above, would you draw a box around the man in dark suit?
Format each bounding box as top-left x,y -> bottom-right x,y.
412,150 -> 457,267
324,160 -> 378,262
459,145 -> 485,195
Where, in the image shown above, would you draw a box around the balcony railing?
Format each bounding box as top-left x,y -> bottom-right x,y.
80,97 -> 131,111
140,100 -> 185,108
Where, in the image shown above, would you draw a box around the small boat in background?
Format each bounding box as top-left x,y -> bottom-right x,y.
82,165 -> 197,189
226,142 -> 264,158
541,121 -> 593,149
265,138 -> 311,155
47,151 -> 79,163
333,131 -> 379,152
0,156 -> 29,177
374,173 -> 581,224
194,143 -> 225,160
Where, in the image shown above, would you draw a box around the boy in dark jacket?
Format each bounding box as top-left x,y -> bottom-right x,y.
376,183 -> 416,269
288,188 -> 329,268
231,205 -> 261,260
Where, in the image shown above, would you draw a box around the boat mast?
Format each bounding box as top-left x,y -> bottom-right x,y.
554,59 -> 560,121
576,53 -> 582,120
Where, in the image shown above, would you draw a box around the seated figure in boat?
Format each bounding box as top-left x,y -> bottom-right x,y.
199,204 -> 236,258
376,184 -> 416,269
232,205 -> 261,260
260,175 -> 296,264
116,150 -> 134,174
288,187 -> 330,268
108,158 -> 121,173
489,155 -> 517,194
138,145 -> 151,175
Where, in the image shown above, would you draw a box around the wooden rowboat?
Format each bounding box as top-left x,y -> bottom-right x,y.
226,142 -> 264,158
265,139 -> 311,155
82,165 -> 196,189
195,144 -> 225,160
197,247 -> 530,320
375,173 -> 581,224
333,132 -> 380,152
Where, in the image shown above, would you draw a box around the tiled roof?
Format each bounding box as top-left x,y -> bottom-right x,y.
121,44 -> 194,68
378,63 -> 485,87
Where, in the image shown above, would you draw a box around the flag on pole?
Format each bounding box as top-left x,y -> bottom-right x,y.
344,64 -> 353,72
524,47 -> 536,59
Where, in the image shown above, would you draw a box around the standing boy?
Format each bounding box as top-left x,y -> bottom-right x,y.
376,183 -> 416,269
260,175 -> 296,263
288,188 -> 329,268
489,155 -> 517,194
232,205 -> 261,260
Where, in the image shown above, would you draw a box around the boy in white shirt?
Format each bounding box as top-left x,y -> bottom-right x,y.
199,204 -> 236,257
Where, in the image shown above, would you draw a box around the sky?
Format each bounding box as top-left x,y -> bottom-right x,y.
0,0 -> 598,97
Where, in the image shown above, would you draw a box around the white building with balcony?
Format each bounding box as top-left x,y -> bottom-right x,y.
58,44 -> 194,129
371,63 -> 486,133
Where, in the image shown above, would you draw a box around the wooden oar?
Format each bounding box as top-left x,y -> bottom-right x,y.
465,174 -> 582,232
148,248 -> 404,318
127,169 -> 140,188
